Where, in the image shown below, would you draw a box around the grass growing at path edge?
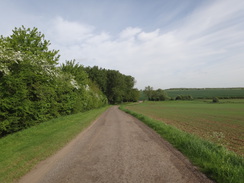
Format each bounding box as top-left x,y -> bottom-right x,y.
0,106 -> 109,183
120,105 -> 244,183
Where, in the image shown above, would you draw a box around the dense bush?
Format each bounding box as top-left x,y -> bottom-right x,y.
212,97 -> 220,103
175,95 -> 193,100
0,27 -> 107,136
143,86 -> 169,101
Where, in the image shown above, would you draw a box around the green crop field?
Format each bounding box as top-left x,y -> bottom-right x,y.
165,88 -> 244,99
125,100 -> 244,156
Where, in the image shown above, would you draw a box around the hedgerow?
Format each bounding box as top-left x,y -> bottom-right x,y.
0,26 -> 107,136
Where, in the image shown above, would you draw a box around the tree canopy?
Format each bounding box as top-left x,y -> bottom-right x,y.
0,26 -> 140,136
143,86 -> 169,101
85,66 -> 140,104
0,27 -> 107,136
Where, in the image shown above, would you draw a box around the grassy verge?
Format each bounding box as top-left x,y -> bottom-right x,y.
0,106 -> 109,183
120,105 -> 244,183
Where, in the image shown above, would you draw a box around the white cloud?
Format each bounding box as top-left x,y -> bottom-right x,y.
2,0 -> 243,89
47,1 -> 244,89
48,17 -> 94,45
119,27 -> 142,40
137,29 -> 160,41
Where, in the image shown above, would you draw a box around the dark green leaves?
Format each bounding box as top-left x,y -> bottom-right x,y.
86,67 -> 139,104
0,27 -> 107,136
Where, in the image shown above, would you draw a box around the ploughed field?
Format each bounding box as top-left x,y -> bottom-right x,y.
126,100 -> 244,156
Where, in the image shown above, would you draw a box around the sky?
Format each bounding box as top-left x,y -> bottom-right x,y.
1,0 -> 244,89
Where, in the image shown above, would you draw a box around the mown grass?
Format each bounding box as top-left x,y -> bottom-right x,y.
120,105 -> 244,183
0,106 -> 109,183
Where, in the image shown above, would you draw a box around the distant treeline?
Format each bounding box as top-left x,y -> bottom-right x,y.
165,88 -> 244,99
141,86 -> 169,101
0,26 -> 139,136
167,88 -> 244,90
140,87 -> 244,101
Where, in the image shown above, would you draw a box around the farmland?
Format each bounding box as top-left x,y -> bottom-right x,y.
165,88 -> 244,99
125,100 -> 244,156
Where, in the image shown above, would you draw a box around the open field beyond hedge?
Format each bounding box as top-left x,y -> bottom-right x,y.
125,100 -> 244,156
166,88 -> 244,99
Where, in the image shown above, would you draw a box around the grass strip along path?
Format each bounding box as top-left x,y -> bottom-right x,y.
120,105 -> 244,183
0,106 -> 109,183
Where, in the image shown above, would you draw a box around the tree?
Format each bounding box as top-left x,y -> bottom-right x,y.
85,66 -> 138,104
61,60 -> 89,86
142,87 -> 169,101
175,95 -> 193,100
60,60 -> 107,112
6,26 -> 60,65
144,86 -> 154,100
155,89 -> 169,101
106,70 -> 124,104
0,27 -> 107,136
212,97 -> 219,103
129,88 -> 140,102
0,27 -> 61,135
85,66 -> 107,93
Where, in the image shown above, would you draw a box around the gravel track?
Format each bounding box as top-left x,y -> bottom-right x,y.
18,106 -> 213,183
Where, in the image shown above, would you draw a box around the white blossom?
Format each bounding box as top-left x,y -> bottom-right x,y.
70,78 -> 80,89
85,84 -> 90,91
0,64 -> 10,75
13,51 -> 22,62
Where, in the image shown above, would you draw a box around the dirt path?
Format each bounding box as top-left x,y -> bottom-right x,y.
18,106 -> 213,183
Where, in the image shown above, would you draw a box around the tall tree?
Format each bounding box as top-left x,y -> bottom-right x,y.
85,66 -> 107,93
85,66 -> 139,104
6,26 -> 60,65
144,86 -> 154,100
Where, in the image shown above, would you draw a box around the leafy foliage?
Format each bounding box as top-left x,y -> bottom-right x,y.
0,26 -> 139,136
143,86 -> 169,101
60,60 -> 108,111
6,26 -> 60,65
175,95 -> 193,100
85,66 -> 139,104
0,26 -> 107,136
212,97 -> 220,103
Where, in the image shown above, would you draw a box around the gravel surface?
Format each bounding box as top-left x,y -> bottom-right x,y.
18,106 -> 214,183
